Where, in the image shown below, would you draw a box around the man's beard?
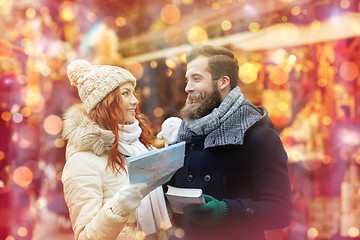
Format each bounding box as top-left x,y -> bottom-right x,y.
180,87 -> 222,120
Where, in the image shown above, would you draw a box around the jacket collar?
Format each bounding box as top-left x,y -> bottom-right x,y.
62,103 -> 115,160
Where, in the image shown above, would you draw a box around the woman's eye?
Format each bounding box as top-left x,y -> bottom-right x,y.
122,91 -> 128,96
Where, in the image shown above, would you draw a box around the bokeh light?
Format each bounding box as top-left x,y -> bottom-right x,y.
54,138 -> 65,148
339,61 -> 358,81
307,227 -> 319,239
269,66 -> 289,85
161,4 -> 181,24
59,1 -> 78,22
13,166 -> 33,187
17,227 -> 28,237
249,22 -> 260,32
221,20 -> 232,31
115,16 -> 126,27
1,111 -> 12,121
0,151 -> 4,161
239,62 -> 259,84
125,62 -> 144,79
136,230 -> 146,240
188,27 -> 208,45
174,228 -> 185,238
12,113 -> 23,123
349,227 -> 360,238
43,115 -> 62,135
153,107 -> 164,118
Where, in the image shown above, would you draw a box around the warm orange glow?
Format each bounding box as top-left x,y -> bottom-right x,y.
269,66 -> 289,85
339,61 -> 358,81
43,115 -> 62,135
143,86 -> 151,98
1,111 -> 12,121
153,107 -> 164,118
0,151 -> 4,161
125,62 -> 144,79
188,27 -> 208,45
161,4 -> 181,24
13,166 -> 33,187
115,16 -> 126,27
59,1 -> 78,22
239,63 -> 259,84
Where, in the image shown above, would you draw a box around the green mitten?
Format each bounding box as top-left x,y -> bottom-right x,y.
183,194 -> 228,226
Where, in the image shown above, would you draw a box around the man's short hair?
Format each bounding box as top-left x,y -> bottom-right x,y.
186,45 -> 239,89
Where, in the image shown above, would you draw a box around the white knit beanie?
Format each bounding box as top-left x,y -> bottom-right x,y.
67,59 -> 136,113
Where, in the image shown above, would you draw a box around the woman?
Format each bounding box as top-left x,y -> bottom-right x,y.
61,60 -> 171,240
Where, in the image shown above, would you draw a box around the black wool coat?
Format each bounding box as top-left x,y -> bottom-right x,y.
167,104 -> 293,240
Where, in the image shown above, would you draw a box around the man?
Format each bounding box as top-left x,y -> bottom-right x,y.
159,45 -> 292,240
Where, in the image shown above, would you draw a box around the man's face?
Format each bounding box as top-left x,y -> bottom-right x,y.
181,56 -> 221,120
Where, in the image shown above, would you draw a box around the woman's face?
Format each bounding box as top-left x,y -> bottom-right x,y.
119,82 -> 139,124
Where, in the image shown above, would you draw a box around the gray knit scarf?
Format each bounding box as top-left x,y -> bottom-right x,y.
186,86 -> 245,135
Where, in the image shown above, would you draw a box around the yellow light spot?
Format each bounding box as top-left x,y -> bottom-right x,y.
281,16 -> 288,22
60,1 -> 78,22
125,62 -> 144,79
311,20 -> 321,30
1,111 -> 12,121
174,228 -> 185,238
136,230 -> 146,240
278,101 -> 289,111
150,61 -> 157,69
25,8 -> 36,18
165,59 -> 176,69
212,2 -> 220,9
17,227 -> 28,237
0,151 -> 4,161
179,53 -> 186,63
5,236 -> 15,240
13,166 -> 33,187
291,6 -> 301,16
165,69 -> 173,77
188,27 -> 208,46
43,115 -> 62,135
12,113 -> 23,123
161,4 -> 181,24
116,16 -> 126,27
351,22 -> 360,33
221,20 -> 232,31
21,107 -> 31,117
35,197 -> 47,209
322,116 -> 332,126
307,227 -> 319,239
349,227 -> 360,237
153,107 -> 164,118
249,22 -> 260,32
54,138 -> 65,148
317,78 -> 327,87
239,63 -> 258,84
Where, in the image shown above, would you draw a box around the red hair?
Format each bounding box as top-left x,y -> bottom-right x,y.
89,87 -> 153,174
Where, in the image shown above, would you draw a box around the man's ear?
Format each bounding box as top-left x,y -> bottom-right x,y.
218,76 -> 230,90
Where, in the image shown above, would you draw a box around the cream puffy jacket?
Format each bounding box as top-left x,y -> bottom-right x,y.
62,104 -> 150,240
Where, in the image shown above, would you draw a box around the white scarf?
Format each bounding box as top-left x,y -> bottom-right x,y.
118,120 -> 172,237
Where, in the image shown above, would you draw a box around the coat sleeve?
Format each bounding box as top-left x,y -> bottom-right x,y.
62,153 -> 128,240
223,125 -> 293,230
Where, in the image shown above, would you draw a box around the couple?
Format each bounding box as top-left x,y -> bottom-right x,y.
61,45 -> 292,240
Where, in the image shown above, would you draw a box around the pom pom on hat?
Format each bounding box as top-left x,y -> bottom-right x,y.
67,59 -> 137,114
67,60 -> 92,87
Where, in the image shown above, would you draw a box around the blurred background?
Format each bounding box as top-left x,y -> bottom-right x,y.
0,0 -> 360,239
